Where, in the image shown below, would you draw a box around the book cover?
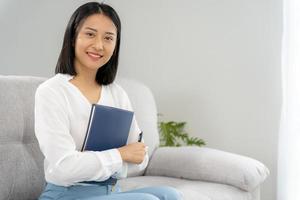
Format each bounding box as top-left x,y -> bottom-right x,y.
81,104 -> 134,152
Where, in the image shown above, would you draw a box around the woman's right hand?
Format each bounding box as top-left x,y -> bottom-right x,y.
118,142 -> 146,164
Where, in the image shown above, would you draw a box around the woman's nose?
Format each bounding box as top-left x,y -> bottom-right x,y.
93,37 -> 104,51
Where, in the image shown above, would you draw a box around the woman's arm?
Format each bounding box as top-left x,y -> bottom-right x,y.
35,85 -> 123,186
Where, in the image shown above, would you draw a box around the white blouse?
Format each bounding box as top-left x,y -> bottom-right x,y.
34,73 -> 148,186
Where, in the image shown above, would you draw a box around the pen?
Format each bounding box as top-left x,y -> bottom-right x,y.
138,131 -> 143,142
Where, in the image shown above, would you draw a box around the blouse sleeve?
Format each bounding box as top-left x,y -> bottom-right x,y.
34,85 -> 123,186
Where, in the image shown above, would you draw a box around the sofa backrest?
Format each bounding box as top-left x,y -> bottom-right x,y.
0,75 -> 159,200
0,76 -> 46,200
116,78 -> 159,158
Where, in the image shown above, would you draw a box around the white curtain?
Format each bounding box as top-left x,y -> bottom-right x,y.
277,0 -> 300,199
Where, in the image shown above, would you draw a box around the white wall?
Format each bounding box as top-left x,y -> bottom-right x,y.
0,1 -> 282,200
112,1 -> 282,199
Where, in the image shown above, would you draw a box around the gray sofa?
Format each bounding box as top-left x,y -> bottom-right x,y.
0,75 -> 269,200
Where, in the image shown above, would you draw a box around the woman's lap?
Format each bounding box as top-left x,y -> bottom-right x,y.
80,192 -> 160,200
124,186 -> 182,200
39,183 -> 182,200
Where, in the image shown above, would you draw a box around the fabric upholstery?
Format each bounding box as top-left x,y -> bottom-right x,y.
0,75 -> 264,200
145,147 -> 269,191
119,176 -> 260,200
116,78 -> 160,177
0,76 -> 46,200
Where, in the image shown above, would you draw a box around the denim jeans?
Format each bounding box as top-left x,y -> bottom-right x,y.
39,182 -> 183,200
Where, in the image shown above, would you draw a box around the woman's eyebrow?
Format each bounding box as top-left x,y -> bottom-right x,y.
84,27 -> 115,36
85,27 -> 97,32
105,32 -> 116,36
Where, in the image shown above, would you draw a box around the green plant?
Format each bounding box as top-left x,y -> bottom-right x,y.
158,121 -> 206,147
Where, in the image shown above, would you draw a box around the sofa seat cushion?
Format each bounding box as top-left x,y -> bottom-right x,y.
118,176 -> 259,200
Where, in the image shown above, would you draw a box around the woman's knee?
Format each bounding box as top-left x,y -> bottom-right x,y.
138,193 -> 160,200
154,186 -> 183,200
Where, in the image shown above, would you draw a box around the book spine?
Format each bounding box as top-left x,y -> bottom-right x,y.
81,104 -> 96,151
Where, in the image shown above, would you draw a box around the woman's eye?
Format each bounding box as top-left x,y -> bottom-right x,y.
86,32 -> 95,37
105,36 -> 113,41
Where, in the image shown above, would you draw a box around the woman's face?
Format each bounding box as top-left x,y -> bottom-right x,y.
74,14 -> 117,73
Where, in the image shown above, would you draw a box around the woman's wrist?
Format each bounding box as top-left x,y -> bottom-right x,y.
117,147 -> 129,162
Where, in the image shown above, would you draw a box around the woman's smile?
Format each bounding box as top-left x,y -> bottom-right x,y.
74,14 -> 117,71
86,51 -> 104,61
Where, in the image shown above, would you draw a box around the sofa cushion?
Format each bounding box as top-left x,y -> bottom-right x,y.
0,76 -> 46,200
116,78 -> 160,157
116,78 -> 160,177
145,147 -> 269,192
118,176 -> 260,200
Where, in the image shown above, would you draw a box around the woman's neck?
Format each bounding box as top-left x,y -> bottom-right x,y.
72,74 -> 99,88
72,64 -> 100,88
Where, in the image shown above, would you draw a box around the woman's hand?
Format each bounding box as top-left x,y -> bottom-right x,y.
118,142 -> 146,164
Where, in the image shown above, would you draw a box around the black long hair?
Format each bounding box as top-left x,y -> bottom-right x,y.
55,2 -> 121,85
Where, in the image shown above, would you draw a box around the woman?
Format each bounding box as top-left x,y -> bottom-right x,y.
35,2 -> 182,200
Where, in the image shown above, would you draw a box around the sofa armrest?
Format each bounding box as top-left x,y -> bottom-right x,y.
144,146 -> 269,192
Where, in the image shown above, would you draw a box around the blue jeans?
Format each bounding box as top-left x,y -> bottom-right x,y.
39,182 -> 183,200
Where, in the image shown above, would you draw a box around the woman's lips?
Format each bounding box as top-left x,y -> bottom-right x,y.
87,52 -> 103,61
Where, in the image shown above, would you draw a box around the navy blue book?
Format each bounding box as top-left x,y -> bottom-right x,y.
81,104 -> 134,152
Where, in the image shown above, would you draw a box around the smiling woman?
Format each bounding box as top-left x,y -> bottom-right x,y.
74,14 -> 117,73
69,13 -> 118,104
35,2 -> 182,200
55,2 -> 121,86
